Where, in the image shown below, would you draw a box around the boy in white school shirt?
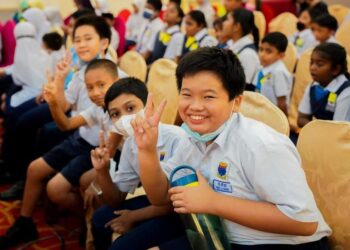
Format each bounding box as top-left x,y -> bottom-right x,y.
131,47 -> 331,249
253,32 -> 293,116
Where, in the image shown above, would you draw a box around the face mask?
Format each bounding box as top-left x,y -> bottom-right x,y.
112,109 -> 145,137
181,122 -> 227,143
296,21 -> 306,31
143,8 -> 154,19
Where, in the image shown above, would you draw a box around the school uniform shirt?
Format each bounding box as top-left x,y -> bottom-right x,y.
227,35 -> 260,84
181,28 -> 218,56
161,113 -> 332,245
253,60 -> 293,106
196,2 -> 215,28
289,29 -> 317,58
299,74 -> 350,121
136,17 -> 165,54
325,36 -> 338,44
163,25 -> 185,60
113,124 -> 186,194
110,27 -> 120,51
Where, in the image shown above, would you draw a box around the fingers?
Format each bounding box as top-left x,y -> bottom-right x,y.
99,130 -> 106,149
114,210 -> 126,216
46,69 -> 52,83
144,93 -> 154,118
153,99 -> 167,124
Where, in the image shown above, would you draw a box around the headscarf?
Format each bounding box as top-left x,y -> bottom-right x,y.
22,8 -> 51,41
44,6 -> 63,28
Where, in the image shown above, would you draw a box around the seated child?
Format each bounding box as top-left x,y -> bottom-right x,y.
91,77 -> 187,250
131,47 -> 332,249
311,14 -> 338,44
254,32 -> 293,116
213,17 -> 230,49
298,42 -> 350,127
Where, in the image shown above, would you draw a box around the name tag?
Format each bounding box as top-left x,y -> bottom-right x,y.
213,179 -> 232,193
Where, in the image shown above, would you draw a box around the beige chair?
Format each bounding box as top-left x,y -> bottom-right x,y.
253,10 -> 266,40
147,58 -> 179,125
283,42 -> 298,73
269,12 -> 298,37
336,21 -> 350,56
240,91 -> 290,136
297,120 -> 350,249
328,4 -> 350,25
119,51 -> 147,82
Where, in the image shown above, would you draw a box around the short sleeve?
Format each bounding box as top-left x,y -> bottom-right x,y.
239,50 -> 259,84
146,26 -> 163,52
334,87 -> 350,121
298,84 -> 312,115
164,33 -> 184,60
273,71 -> 290,98
200,36 -> 218,48
79,106 -> 98,127
65,74 -> 81,105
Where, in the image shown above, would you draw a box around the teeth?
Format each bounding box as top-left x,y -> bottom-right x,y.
190,115 -> 205,120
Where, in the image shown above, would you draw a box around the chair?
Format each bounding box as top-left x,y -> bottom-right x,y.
240,91 -> 290,136
147,59 -> 179,125
336,21 -> 350,56
114,16 -> 126,57
283,42 -> 298,73
268,12 -> 298,37
0,20 -> 16,67
328,4 -> 350,25
119,51 -> 147,82
253,11 -> 266,40
297,120 -> 350,249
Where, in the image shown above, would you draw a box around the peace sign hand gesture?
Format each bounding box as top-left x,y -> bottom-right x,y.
91,130 -> 110,173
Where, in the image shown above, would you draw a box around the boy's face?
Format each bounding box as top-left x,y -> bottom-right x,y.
74,25 -> 109,62
164,2 -> 181,24
107,94 -> 145,122
258,42 -> 285,67
224,0 -> 242,12
179,71 -> 238,135
311,23 -> 333,43
85,68 -> 118,107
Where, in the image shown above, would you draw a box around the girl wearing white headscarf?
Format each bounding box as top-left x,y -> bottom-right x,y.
22,7 -> 51,41
195,0 -> 215,28
126,0 -> 146,42
95,0 -> 109,15
44,6 -> 64,36
10,22 -> 50,108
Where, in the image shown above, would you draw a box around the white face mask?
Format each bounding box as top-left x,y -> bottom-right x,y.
112,109 -> 145,137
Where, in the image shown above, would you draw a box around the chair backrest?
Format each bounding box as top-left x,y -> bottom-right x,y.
296,120 -> 350,249
336,21 -> 350,56
147,59 -> 179,125
0,20 -> 16,67
253,10 -> 266,40
328,4 -> 350,25
283,42 -> 298,73
240,91 -> 290,136
114,16 -> 126,57
268,12 -> 298,37
117,9 -> 131,23
119,51 -> 147,82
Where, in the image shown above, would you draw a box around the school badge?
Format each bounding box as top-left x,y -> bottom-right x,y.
159,152 -> 166,161
217,162 -> 228,180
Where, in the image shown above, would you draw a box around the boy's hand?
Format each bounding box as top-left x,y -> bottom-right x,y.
168,171 -> 216,214
55,52 -> 72,80
131,94 -> 166,151
105,210 -> 135,234
43,70 -> 58,105
91,130 -> 110,172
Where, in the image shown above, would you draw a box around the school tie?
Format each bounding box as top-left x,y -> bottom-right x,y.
159,31 -> 171,45
185,36 -> 199,51
255,70 -> 264,92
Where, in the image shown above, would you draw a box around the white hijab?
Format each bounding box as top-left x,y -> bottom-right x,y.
95,0 -> 109,15
44,6 -> 63,29
126,0 -> 146,41
22,7 -> 51,41
11,22 -> 50,107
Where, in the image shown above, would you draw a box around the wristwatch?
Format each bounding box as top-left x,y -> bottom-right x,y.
91,181 -> 103,196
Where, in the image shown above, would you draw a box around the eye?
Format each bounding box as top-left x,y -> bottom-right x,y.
181,92 -> 191,97
204,96 -> 215,99
127,105 -> 134,112
99,83 -> 105,89
110,111 -> 120,119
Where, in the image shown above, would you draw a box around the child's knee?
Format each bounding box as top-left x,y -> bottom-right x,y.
46,175 -> 68,203
27,157 -> 51,180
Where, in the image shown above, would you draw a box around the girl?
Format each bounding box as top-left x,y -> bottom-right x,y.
195,0 -> 215,28
181,10 -> 218,57
298,42 -> 350,127
223,8 -> 260,85
22,7 -> 51,41
44,6 -> 64,36
125,0 -> 146,49
149,1 -> 184,63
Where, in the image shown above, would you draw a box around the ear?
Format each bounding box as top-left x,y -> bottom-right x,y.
279,52 -> 285,60
331,64 -> 342,77
100,38 -> 109,52
232,95 -> 243,113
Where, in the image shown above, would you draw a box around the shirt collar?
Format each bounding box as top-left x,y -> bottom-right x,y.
261,60 -> 285,75
299,28 -> 313,37
166,25 -> 180,34
194,28 -> 208,41
325,74 -> 348,92
229,35 -> 253,53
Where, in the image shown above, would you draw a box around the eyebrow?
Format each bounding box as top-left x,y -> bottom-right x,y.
181,88 -> 218,94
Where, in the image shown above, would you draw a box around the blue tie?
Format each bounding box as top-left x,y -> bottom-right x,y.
256,70 -> 264,92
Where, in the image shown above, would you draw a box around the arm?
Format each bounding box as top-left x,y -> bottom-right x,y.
297,112 -> 312,128
277,96 -> 288,116
141,50 -> 152,61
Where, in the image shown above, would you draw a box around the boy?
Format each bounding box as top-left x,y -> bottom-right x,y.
90,78 -> 187,250
311,14 -> 338,44
253,32 -> 292,115
136,0 -> 164,61
0,16 -> 118,249
131,47 -> 331,249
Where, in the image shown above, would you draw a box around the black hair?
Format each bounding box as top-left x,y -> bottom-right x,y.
75,0 -> 94,10
169,0 -> 181,4
104,77 -> 148,112
85,59 -> 119,78
101,12 -> 114,21
312,14 -> 338,31
313,43 -> 349,78
42,32 -> 63,51
171,2 -> 184,25
308,5 -> 328,21
147,0 -> 162,12
230,8 -> 260,49
176,47 -> 246,100
73,15 -> 111,44
187,10 -> 207,28
261,32 -> 288,53
213,16 -> 225,30
71,8 -> 95,20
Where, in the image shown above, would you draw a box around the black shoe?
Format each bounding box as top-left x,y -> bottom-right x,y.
0,180 -> 24,201
0,171 -> 11,185
0,216 -> 39,249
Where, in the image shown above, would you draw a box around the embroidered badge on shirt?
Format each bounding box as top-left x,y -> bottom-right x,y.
217,162 -> 228,180
159,151 -> 166,161
295,37 -> 304,47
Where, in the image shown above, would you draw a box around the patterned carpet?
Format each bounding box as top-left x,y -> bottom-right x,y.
0,184 -> 84,250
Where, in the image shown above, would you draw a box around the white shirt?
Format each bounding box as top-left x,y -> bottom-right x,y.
194,28 -> 218,48
289,29 -> 317,58
110,27 -> 120,51
114,124 -> 186,194
161,113 -> 331,245
163,25 -> 185,60
298,74 -> 350,121
136,17 -> 164,53
227,35 -> 260,84
253,60 -> 293,106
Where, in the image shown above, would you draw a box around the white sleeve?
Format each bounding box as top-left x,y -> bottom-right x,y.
164,33 -> 184,60
239,50 -> 260,84
64,75 -> 80,105
79,106 -> 97,127
273,71 -> 290,98
201,36 -> 218,48
146,28 -> 161,52
333,87 -> 350,121
298,84 -> 312,115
